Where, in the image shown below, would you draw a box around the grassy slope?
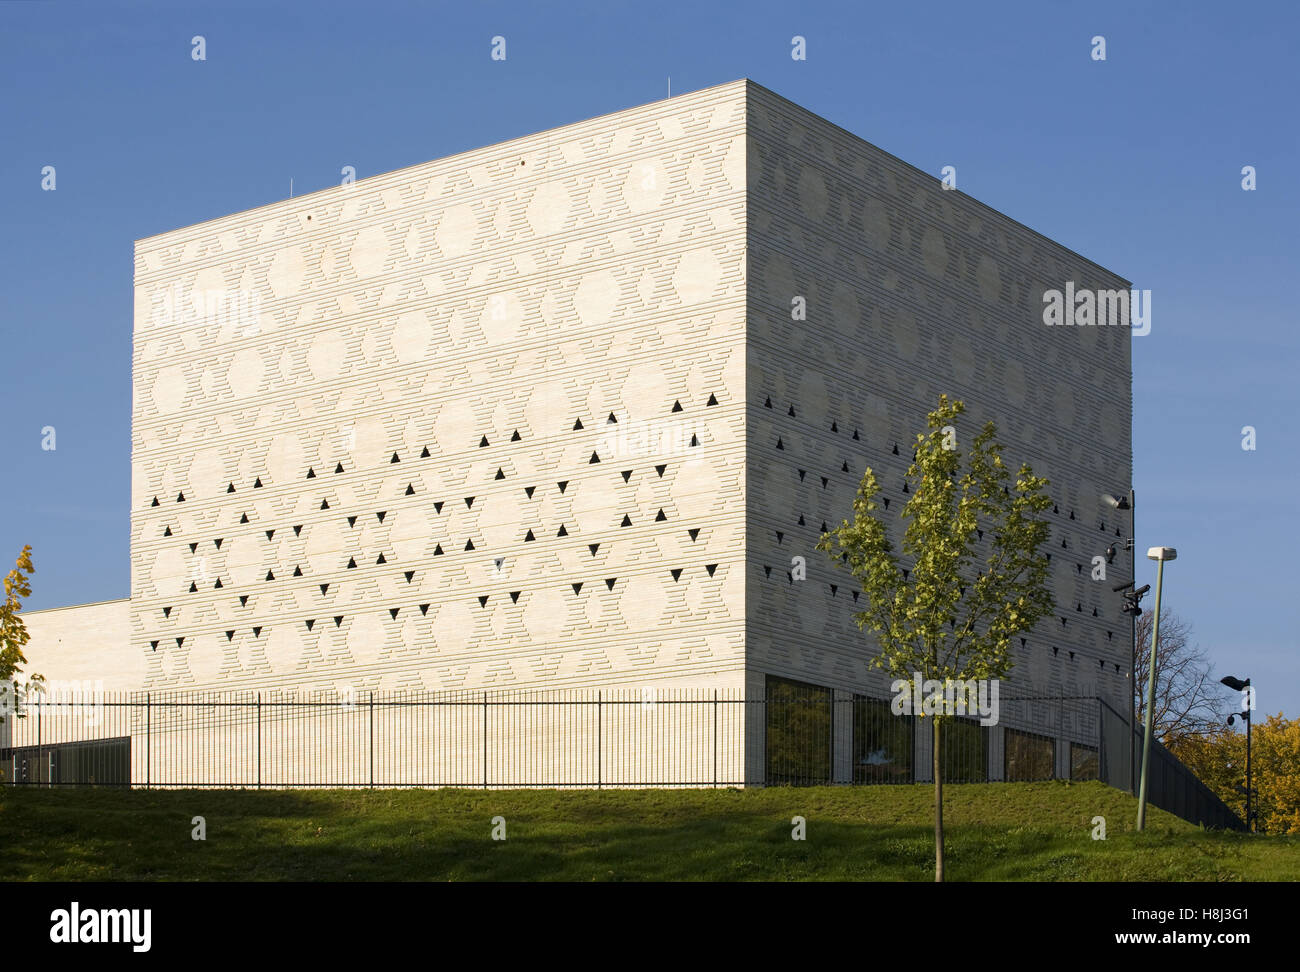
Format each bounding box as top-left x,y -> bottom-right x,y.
2,781 -> 1296,881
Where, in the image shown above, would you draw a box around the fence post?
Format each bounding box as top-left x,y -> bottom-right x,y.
1097,698 -> 1105,784
369,691 -> 374,789
36,691 -> 42,787
143,693 -> 149,789
1057,695 -> 1063,780
256,691 -> 261,790
830,693 -> 836,786
596,691 -> 602,790
482,691 -> 488,790
713,690 -> 718,788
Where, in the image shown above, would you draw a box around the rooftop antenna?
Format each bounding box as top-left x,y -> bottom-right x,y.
668,77 -> 671,97
289,177 -> 294,198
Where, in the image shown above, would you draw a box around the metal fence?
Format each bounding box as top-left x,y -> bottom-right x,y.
0,689 -> 1247,827
1,689 -> 747,789
1095,697 -> 1243,831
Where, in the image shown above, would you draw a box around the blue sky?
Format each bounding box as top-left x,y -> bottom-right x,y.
2,0 -> 1296,715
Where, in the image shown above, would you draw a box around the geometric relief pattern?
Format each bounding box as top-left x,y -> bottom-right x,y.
744,84 -> 1132,714
132,83 -> 749,696
129,80 -> 1130,717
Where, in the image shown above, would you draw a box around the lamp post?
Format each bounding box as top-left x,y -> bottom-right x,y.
1221,675 -> 1253,832
1102,490 -> 1139,794
1136,545 -> 1176,832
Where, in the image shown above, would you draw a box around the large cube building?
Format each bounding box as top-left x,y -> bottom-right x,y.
17,79 -> 1137,788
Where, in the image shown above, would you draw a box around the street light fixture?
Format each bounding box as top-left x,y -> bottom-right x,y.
1101,489 -> 1138,794
1136,545 -> 1176,831
1221,674 -> 1254,832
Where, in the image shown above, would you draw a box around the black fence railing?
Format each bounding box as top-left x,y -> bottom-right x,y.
0,689 -> 1245,827
2,689 -> 749,789
1094,697 -> 1243,831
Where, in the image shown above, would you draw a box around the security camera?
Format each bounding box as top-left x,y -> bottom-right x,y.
1117,583 -> 1149,617
1105,544 -> 1118,564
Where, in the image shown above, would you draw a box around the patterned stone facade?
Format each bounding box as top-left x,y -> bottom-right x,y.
744,84 -> 1132,713
31,80 -> 1132,732
129,82 -> 750,700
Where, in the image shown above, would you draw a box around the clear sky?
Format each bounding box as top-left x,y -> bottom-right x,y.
2,0 -> 1296,715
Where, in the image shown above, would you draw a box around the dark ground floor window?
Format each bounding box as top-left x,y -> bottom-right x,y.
2,736 -> 130,786
939,717 -> 988,782
1005,728 -> 1055,781
1070,743 -> 1099,781
853,696 -> 913,783
765,675 -> 832,785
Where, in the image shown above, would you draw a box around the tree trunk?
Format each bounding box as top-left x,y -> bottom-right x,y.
933,717 -> 944,882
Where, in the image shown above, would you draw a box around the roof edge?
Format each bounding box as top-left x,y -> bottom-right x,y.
134,78 -> 752,247
742,79 -> 1131,287
20,596 -> 131,616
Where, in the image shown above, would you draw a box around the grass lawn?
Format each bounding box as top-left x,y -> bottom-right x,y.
1,780 -> 1296,881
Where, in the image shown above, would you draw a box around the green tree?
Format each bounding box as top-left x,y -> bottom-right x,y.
817,396 -> 1055,881
1,544 -> 42,726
